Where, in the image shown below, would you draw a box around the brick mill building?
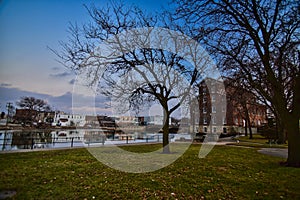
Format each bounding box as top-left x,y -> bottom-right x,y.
197,78 -> 267,134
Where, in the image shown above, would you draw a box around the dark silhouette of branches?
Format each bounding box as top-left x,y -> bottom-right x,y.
54,2 -> 208,153
174,0 -> 300,166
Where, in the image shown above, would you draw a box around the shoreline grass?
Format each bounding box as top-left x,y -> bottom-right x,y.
0,144 -> 299,199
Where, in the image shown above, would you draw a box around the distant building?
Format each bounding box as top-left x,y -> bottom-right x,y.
84,115 -> 99,127
84,115 -> 117,128
97,116 -> 116,127
137,115 -> 172,126
115,116 -> 138,127
14,109 -> 54,125
197,78 -> 267,134
14,109 -> 38,124
148,115 -> 165,125
37,111 -> 55,124
112,115 -> 172,127
52,112 -> 85,127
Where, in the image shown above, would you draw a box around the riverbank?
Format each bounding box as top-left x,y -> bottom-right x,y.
0,124 -> 180,132
0,124 -> 76,131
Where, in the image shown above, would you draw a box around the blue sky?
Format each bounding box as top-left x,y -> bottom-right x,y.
0,0 -> 170,114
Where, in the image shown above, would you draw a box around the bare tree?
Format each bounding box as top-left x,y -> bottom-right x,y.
17,97 -> 51,112
174,0 -> 300,166
226,79 -> 254,138
53,2 -> 211,153
16,96 -> 51,125
228,75 -> 287,142
101,48 -> 201,153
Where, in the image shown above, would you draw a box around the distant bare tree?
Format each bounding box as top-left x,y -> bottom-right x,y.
16,96 -> 51,125
1,112 -> 5,119
17,97 -> 51,112
174,0 -> 300,166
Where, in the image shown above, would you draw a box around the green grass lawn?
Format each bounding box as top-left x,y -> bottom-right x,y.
1,144 -> 299,199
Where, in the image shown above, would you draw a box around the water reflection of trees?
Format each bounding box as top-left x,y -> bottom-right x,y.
83,131 -> 106,144
11,130 -> 52,149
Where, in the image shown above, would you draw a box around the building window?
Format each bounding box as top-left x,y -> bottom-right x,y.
211,86 -> 216,93
222,117 -> 226,124
203,107 -> 207,114
203,117 -> 207,124
212,106 -> 216,113
223,127 -> 227,133
213,127 -> 217,133
204,127 -> 207,132
212,116 -> 216,124
203,97 -> 207,103
221,96 -> 225,102
222,106 -> 225,112
211,95 -> 215,102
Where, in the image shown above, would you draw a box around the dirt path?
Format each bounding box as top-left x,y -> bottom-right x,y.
257,148 -> 288,158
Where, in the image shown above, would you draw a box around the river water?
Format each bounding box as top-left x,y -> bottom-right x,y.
0,129 -> 191,151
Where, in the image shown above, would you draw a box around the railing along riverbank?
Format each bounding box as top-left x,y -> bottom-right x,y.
0,129 -> 176,152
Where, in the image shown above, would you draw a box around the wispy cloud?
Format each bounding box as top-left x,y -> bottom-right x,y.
69,79 -> 76,85
0,83 -> 12,87
0,86 -> 110,115
49,72 -> 73,78
51,67 -> 60,70
0,86 -> 50,108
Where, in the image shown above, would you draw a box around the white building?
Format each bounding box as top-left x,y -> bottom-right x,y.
114,115 -> 171,126
52,112 -> 85,127
146,115 -> 172,125
115,116 -> 138,126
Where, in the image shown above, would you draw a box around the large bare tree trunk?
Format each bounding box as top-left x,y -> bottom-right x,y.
285,116 -> 300,167
276,116 -> 287,144
244,119 -> 248,136
248,118 -> 253,139
162,110 -> 170,154
244,104 -> 252,139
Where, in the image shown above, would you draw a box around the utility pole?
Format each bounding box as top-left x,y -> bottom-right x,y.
6,102 -> 13,126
